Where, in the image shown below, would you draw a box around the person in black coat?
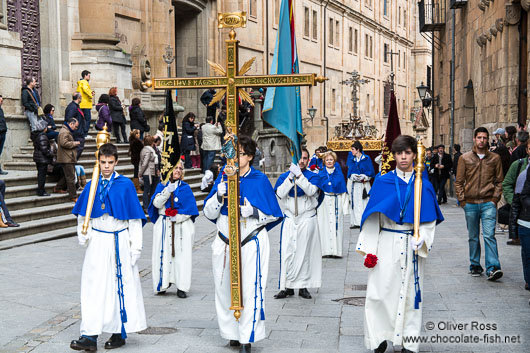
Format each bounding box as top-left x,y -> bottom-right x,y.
180,112 -> 197,169
429,144 -> 453,204
510,131 -> 529,165
65,93 -> 86,160
0,95 -> 8,175
129,98 -> 149,139
31,120 -> 54,196
108,87 -> 127,143
43,104 -> 59,140
200,88 -> 219,121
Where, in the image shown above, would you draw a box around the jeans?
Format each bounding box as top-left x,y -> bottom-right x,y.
133,163 -> 139,178
81,109 -> 91,137
0,180 -> 14,222
463,202 -> 501,274
46,130 -> 59,140
518,225 -> 530,286
25,110 -> 39,131
35,162 -> 48,195
203,150 -> 216,171
183,150 -> 192,168
0,132 -> 6,161
112,122 -> 127,143
433,176 -> 448,202
142,175 -> 160,210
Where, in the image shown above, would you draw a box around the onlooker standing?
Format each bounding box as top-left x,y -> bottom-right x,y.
129,129 -> 144,193
180,112 -> 198,169
42,104 -> 59,140
31,120 -> 53,197
95,94 -> 112,131
129,98 -> 149,139
452,144 -> 462,176
0,180 -> 19,227
429,144 -> 453,204
510,131 -> 529,164
76,70 -> 95,136
201,116 -> 222,171
139,135 -> 160,212
505,125 -> 517,151
455,127 -> 504,281
108,87 -> 127,143
200,88 -> 219,121
493,128 -> 506,147
154,135 -> 162,172
21,77 -> 41,132
55,118 -> 81,202
65,93 -> 85,160
0,95 -> 8,175
191,125 -> 201,169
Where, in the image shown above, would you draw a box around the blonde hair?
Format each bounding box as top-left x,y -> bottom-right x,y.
171,160 -> 185,180
321,150 -> 337,163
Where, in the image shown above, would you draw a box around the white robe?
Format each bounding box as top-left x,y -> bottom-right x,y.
276,174 -> 322,290
151,185 -> 194,293
317,190 -> 349,257
204,195 -> 278,344
77,214 -> 147,336
347,173 -> 371,227
356,171 -> 436,352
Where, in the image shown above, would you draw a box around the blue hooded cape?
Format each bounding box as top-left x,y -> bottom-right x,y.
72,173 -> 146,222
360,170 -> 444,228
309,155 -> 323,170
318,162 -> 347,194
346,152 -> 375,179
147,180 -> 199,224
204,167 -> 284,231
274,168 -> 325,207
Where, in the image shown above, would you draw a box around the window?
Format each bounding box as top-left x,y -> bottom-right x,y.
404,10 -> 407,29
383,44 -> 389,63
366,0 -> 372,8
354,29 -> 358,53
332,89 -> 336,112
399,7 -> 401,25
365,34 -> 369,57
403,51 -> 406,70
312,10 -> 318,40
427,65 -> 432,90
384,0 -> 388,16
383,83 -> 391,117
366,94 -> 370,113
348,27 -> 353,52
304,7 -> 310,37
335,20 -> 340,47
329,18 -> 334,45
369,36 -> 373,58
398,50 -> 401,68
249,0 -> 257,18
274,0 -> 280,25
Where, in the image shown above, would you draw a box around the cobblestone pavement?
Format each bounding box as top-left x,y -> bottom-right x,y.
1,202 -> 529,353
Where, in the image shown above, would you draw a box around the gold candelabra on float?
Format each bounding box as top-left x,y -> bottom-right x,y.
81,125 -> 111,235
413,140 -> 426,249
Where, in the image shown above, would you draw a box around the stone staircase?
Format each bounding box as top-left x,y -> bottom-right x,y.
0,131 -> 209,244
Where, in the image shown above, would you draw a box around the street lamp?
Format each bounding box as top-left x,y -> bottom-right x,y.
416,82 -> 432,108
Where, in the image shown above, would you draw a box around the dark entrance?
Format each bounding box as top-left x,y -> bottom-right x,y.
519,11 -> 528,127
7,0 -> 42,89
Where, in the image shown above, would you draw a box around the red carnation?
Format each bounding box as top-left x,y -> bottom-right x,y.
310,165 -> 317,171
364,254 -> 378,268
165,208 -> 178,217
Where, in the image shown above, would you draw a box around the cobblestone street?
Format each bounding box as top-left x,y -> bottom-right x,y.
1,202 -> 529,353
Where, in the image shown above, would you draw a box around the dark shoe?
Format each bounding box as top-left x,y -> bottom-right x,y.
274,288 -> 294,299
469,266 -> 483,277
70,336 -> 97,351
0,170 -> 8,175
525,283 -> 529,291
53,187 -> 67,194
37,192 -> 51,197
488,269 -> 503,281
104,334 -> 125,349
507,239 -> 521,245
240,344 -> 251,353
229,340 -> 241,347
374,340 -> 387,353
299,288 -> 312,299
177,289 -> 187,298
401,348 -> 414,353
5,221 -> 20,228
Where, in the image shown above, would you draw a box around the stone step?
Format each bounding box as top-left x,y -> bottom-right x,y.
17,147 -> 130,157
0,214 -> 77,241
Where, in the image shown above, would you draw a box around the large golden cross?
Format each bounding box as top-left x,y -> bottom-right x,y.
150,12 -> 325,321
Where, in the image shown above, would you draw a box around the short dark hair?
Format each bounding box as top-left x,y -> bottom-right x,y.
517,131 -> 529,144
66,117 -> 78,125
391,135 -> 418,155
131,98 -> 141,106
98,143 -> 118,161
81,70 -> 91,79
437,144 -> 445,149
98,94 -> 110,104
154,136 -> 161,144
474,127 -> 489,138
43,104 -> 54,115
302,148 -> 310,158
73,92 -> 81,101
206,116 -> 214,123
505,126 -> 516,140
454,144 -> 461,153
239,135 -> 257,164
351,141 -> 363,151
24,77 -> 35,86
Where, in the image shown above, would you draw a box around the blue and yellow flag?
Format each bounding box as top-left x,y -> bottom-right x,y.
263,0 -> 303,163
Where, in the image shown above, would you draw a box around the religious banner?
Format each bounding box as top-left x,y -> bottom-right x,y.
380,90 -> 401,174
160,89 -> 181,183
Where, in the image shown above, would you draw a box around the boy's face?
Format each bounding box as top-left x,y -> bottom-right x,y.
99,155 -> 118,178
394,148 -> 416,171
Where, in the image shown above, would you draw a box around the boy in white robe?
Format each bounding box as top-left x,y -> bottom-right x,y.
71,143 -> 147,351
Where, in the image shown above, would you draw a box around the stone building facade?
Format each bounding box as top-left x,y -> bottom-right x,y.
426,0 -> 527,151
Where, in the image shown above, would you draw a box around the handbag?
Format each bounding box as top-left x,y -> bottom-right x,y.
26,88 -> 44,117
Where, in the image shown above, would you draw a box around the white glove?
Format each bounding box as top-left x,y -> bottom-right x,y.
240,197 -> 254,218
359,174 -> 369,182
289,163 -> 302,178
410,236 -> 425,252
78,234 -> 89,247
288,171 -> 295,180
130,250 -> 141,267
167,181 -> 177,193
259,158 -> 265,167
217,182 -> 227,197
351,174 -> 361,182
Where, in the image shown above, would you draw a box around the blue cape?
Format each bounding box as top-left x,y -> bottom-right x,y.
346,152 -> 375,179
309,155 -> 323,170
360,170 -> 444,228
274,168 -> 325,207
204,167 -> 284,231
148,180 -> 199,224
318,162 -> 347,194
72,173 -> 146,222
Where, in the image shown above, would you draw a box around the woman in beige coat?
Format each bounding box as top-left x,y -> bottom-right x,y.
139,135 -> 159,212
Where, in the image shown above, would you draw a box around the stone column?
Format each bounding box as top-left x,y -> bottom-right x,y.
73,0 -> 119,51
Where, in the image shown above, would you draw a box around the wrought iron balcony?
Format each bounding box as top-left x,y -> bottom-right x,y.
450,0 -> 468,9
419,0 -> 446,32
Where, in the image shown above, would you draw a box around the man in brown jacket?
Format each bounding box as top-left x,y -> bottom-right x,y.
55,118 -> 80,201
455,127 -> 504,281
